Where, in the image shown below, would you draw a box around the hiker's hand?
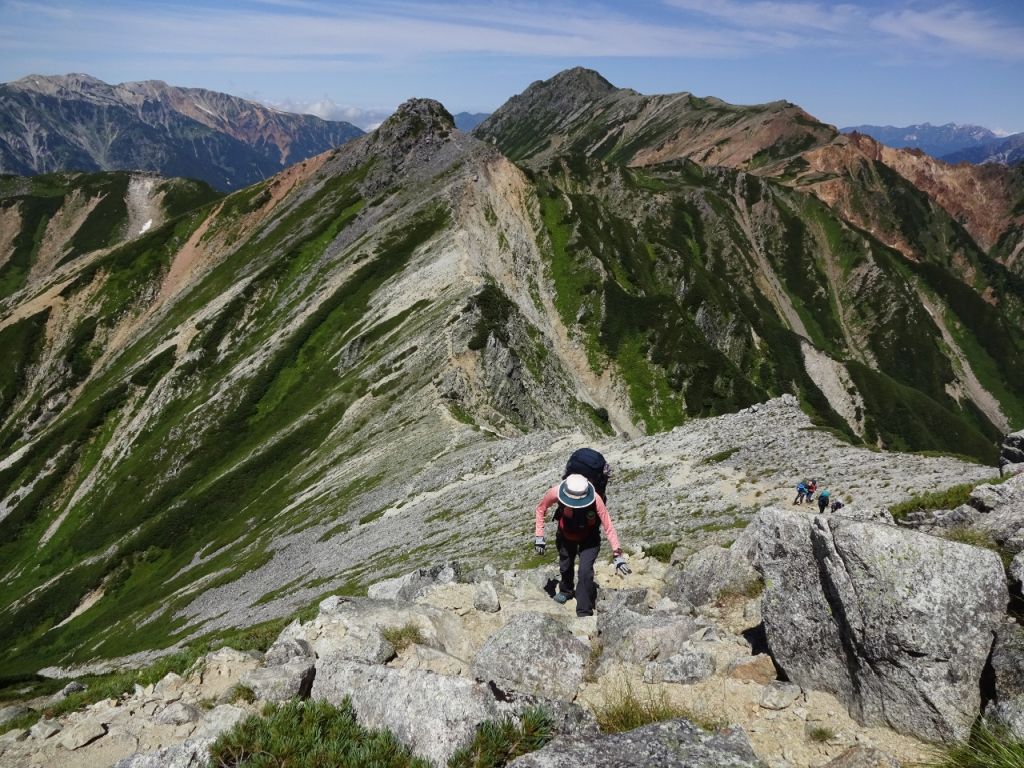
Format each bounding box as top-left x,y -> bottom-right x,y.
613,550 -> 631,576
534,536 -> 546,555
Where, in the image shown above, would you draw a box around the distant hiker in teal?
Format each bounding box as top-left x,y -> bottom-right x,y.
534,473 -> 630,617
817,488 -> 831,513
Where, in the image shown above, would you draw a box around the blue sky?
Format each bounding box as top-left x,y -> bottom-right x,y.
1,0 -> 1022,132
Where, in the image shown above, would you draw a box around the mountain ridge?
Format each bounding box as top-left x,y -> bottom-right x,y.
0,74 -> 364,190
0,69 -> 1022,690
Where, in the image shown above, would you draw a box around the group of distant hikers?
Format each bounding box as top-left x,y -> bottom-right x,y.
531,448 -> 855,619
793,478 -> 845,514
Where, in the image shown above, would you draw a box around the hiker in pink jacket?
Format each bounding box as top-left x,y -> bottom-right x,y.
533,474 -> 630,617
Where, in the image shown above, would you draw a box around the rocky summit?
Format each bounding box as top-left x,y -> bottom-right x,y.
0,67 -> 1023,766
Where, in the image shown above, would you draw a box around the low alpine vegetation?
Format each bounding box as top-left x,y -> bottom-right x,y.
594,684 -> 711,733
205,699 -> 430,767
643,541 -> 677,563
929,723 -> 1024,768
888,479 -> 998,521
381,623 -> 424,652
448,707 -> 554,767
807,725 -> 835,743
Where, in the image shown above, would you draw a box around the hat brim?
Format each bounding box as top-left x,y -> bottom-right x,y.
558,482 -> 595,508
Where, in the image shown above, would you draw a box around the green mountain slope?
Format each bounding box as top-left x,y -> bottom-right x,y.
0,71 -> 1021,679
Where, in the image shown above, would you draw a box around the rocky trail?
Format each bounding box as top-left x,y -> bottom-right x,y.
3,438 -> 1022,767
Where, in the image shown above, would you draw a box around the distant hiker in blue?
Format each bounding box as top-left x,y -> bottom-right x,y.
794,481 -> 808,505
817,488 -> 831,513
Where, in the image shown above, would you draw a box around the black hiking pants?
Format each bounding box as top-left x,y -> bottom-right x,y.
557,532 -> 601,617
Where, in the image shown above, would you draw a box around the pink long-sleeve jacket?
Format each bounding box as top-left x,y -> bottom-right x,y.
534,485 -> 622,550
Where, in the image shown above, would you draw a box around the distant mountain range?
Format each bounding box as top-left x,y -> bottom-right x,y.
841,122 -> 1024,166
453,112 -> 490,131
0,74 -> 364,190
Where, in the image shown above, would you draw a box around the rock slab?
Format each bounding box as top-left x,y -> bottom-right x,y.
472,612 -> 587,701
507,718 -> 763,767
756,508 -> 1006,742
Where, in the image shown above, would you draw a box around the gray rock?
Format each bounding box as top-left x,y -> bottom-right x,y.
1003,429 -> 1024,467
473,581 -> 501,613
153,672 -> 185,702
987,696 -> 1024,740
756,508 -> 1006,742
240,657 -> 315,702
991,623 -> 1024,702
667,524 -> 759,607
968,474 -> 1024,552
60,680 -> 87,697
0,705 -> 30,727
643,643 -> 715,684
312,659 -> 499,765
1011,552 -> 1024,590
58,717 -> 107,749
114,738 -> 214,768
472,612 -> 587,701
759,681 -> 802,710
831,507 -> 895,526
157,701 -> 202,726
194,704 -> 248,740
508,718 -> 763,767
367,561 -> 464,601
30,718 -> 61,740
1002,462 -> 1024,478
264,637 -> 314,666
599,607 -> 698,665
821,747 -> 900,768
602,587 -> 650,614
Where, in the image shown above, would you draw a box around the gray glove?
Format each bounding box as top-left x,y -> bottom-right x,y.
534,536 -> 546,555
613,550 -> 631,576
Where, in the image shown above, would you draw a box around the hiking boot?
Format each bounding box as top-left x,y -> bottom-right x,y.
554,591 -> 574,604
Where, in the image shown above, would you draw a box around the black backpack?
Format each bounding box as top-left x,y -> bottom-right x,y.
563,447 -> 610,503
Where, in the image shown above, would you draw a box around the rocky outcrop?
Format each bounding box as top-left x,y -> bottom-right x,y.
471,612 -> 588,701
507,719 -> 764,767
969,474 -> 1024,551
1002,429 -> 1024,468
665,524 -> 760,607
755,508 -> 1006,742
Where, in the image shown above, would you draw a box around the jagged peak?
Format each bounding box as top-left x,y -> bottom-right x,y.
372,98 -> 455,144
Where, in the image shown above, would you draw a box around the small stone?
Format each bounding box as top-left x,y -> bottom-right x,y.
153,672 -> 184,702
58,718 -> 107,750
156,701 -> 201,726
760,681 -> 801,710
473,582 -> 501,613
30,719 -> 62,740
727,654 -> 777,684
0,705 -> 30,727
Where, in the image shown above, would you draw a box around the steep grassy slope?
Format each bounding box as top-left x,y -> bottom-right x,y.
0,100 -> 623,676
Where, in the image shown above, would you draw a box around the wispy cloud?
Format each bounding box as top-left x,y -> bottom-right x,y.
872,5 -> 1024,60
267,98 -> 393,129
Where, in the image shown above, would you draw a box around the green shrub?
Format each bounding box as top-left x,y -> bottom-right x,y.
381,623 -> 424,652
643,542 -> 677,563
229,684 -> 257,705
448,707 -> 554,768
205,698 -> 431,767
701,447 -> 740,465
929,723 -> 1024,768
889,480 -> 998,521
593,684 -> 720,734
807,726 -> 835,743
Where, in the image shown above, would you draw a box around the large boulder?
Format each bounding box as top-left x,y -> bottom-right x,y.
312,658 -> 583,766
599,606 -> 698,666
665,524 -> 759,607
987,622 -> 1024,739
472,613 -> 587,701
968,474 -> 1024,552
366,562 -> 463,601
507,719 -> 763,767
239,657 -> 315,702
1003,429 -> 1024,467
279,595 -> 473,662
756,508 -> 1006,742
